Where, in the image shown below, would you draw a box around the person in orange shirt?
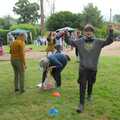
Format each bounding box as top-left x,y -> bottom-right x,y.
10,33 -> 26,93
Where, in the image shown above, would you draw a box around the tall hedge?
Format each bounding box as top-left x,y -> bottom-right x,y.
10,24 -> 39,41
0,29 -> 9,45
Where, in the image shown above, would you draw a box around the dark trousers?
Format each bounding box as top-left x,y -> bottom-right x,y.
75,48 -> 79,57
78,68 -> 97,105
51,68 -> 61,87
42,68 -> 61,87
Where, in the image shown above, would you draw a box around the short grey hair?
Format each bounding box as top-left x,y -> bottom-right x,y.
84,24 -> 95,32
40,57 -> 50,71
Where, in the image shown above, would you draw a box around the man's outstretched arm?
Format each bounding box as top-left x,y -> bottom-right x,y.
101,25 -> 114,48
64,31 -> 78,47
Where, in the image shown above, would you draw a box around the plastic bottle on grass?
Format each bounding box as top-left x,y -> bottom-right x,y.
48,108 -> 59,117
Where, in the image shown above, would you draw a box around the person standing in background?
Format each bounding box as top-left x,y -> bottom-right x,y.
46,32 -> 56,55
8,34 -> 15,45
0,36 -> 3,55
55,31 -> 64,53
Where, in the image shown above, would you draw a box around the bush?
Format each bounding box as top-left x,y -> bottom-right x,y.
10,24 -> 39,43
95,24 -> 107,38
35,24 -> 41,36
0,29 -> 9,45
95,24 -> 120,39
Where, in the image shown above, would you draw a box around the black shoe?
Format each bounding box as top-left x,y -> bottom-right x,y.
76,104 -> 84,113
15,89 -> 19,92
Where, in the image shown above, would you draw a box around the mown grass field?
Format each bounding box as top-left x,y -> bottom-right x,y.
0,56 -> 120,120
3,44 -> 46,53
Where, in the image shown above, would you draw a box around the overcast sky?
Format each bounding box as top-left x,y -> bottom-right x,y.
0,0 -> 119,21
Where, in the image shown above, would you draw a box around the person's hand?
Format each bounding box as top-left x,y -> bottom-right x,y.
50,66 -> 56,69
48,66 -> 56,71
60,31 -> 65,37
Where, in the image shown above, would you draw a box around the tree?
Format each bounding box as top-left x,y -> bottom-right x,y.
0,18 -> 5,29
82,3 -> 103,27
46,11 -> 77,31
40,0 -> 44,36
72,13 -> 84,30
13,0 -> 40,24
2,16 -> 11,29
46,4 -> 104,31
10,23 -> 38,42
0,16 -> 17,29
113,14 -> 120,23
95,23 -> 107,38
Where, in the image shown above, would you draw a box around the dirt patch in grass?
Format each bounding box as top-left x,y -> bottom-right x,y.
0,42 -> 120,61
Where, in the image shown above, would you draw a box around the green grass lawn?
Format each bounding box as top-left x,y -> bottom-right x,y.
3,44 -> 46,53
0,56 -> 120,120
25,44 -> 46,52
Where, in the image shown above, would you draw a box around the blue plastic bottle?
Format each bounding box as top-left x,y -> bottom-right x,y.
48,108 -> 59,117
